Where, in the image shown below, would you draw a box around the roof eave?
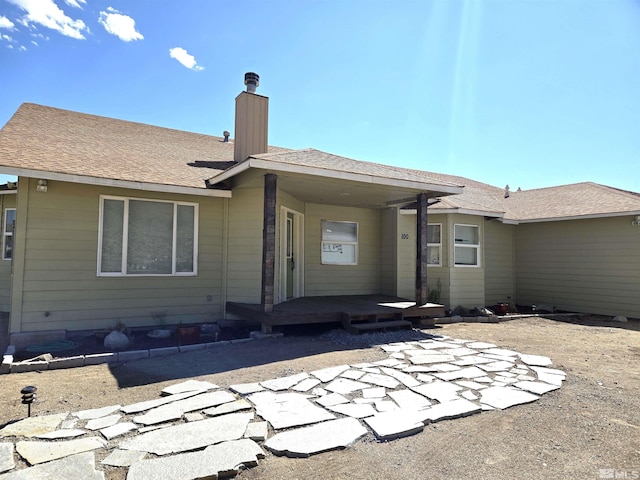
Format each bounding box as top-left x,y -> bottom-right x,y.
401,207 -> 505,218
516,210 -> 640,223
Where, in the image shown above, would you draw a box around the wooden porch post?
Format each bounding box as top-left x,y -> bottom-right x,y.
415,192 -> 429,306
261,174 -> 277,314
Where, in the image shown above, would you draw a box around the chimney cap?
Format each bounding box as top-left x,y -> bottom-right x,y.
244,72 -> 259,93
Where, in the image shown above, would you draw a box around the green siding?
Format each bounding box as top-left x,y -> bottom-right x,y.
0,193 -> 16,311
378,208 -> 397,296
484,220 -> 515,305
516,217 -> 640,318
12,178 -> 225,333
447,214 -> 485,309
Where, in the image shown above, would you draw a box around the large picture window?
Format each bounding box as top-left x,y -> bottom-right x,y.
98,196 -> 198,276
321,220 -> 357,265
427,224 -> 441,266
454,224 -> 480,267
3,208 -> 15,260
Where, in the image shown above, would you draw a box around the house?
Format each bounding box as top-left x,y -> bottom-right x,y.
0,73 -> 638,344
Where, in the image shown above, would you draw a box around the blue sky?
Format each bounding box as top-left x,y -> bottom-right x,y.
1,0 -> 639,193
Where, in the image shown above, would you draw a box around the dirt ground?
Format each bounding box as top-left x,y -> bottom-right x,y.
1,316 -> 639,480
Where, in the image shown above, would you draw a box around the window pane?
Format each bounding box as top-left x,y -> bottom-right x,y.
101,200 -> 124,273
322,221 -> 357,242
322,243 -> 356,264
4,235 -> 12,260
5,209 -> 16,234
427,246 -> 440,265
455,246 -> 478,266
127,200 -> 173,274
455,225 -> 478,245
176,204 -> 195,273
427,224 -> 440,244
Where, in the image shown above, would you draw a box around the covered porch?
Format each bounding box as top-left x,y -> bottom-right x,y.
227,295 -> 445,334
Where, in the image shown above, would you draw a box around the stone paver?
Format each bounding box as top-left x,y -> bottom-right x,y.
126,439 -> 264,480
420,398 -> 481,422
260,373 -> 309,391
203,399 -> 252,417
133,391 -> 236,425
0,413 -> 69,438
359,373 -> 400,389
160,380 -> 218,395
85,414 -> 121,431
388,389 -> 432,410
326,403 -> 377,419
0,452 -> 104,480
248,392 -> 335,429
74,405 -> 121,421
101,449 -> 146,467
121,390 -> 204,414
364,410 -> 424,441
36,429 -> 86,439
514,381 -> 561,395
310,365 -> 350,383
229,383 -> 264,395
291,378 -> 321,392
15,437 -> 106,465
100,422 -> 137,440
244,421 -> 268,441
315,392 -> 350,407
412,381 -> 463,402
120,413 -> 253,455
409,354 -> 456,365
265,418 -> 367,457
0,443 -> 14,474
479,386 -> 540,410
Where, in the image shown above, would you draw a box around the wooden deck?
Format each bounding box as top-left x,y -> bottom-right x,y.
226,295 -> 445,333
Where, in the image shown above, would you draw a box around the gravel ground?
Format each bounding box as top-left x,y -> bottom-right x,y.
1,316 -> 639,480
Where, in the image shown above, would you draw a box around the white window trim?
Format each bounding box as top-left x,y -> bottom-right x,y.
427,223 -> 442,267
2,208 -> 15,261
453,223 -> 480,268
321,220 -> 358,265
97,195 -> 199,277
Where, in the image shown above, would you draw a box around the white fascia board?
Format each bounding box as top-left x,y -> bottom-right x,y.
516,210 -> 640,223
401,207 -> 505,218
210,158 -> 464,196
4,167 -> 231,198
0,190 -> 17,195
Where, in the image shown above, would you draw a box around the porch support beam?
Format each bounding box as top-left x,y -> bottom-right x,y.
415,192 -> 429,306
261,173 -> 277,314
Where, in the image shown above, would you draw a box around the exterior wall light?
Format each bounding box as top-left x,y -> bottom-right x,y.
36,179 -> 48,192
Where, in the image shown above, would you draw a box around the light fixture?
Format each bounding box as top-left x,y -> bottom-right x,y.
36,179 -> 47,192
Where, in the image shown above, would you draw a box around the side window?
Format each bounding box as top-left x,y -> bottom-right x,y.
321,220 -> 358,265
454,224 -> 480,267
3,208 -> 16,260
427,224 -> 441,266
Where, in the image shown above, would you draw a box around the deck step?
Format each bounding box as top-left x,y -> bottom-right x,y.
347,319 -> 412,334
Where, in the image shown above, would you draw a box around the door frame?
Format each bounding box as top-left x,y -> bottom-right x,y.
279,206 -> 304,303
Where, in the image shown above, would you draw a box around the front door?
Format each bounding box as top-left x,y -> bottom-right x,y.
280,208 -> 304,302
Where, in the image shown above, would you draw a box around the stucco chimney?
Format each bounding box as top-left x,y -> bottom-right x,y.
234,72 -> 268,162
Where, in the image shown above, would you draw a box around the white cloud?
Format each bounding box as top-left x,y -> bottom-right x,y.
64,0 -> 85,8
1,33 -> 14,42
0,16 -> 16,29
169,47 -> 205,71
19,45 -> 26,51
7,0 -> 87,39
98,8 -> 143,42
31,40 -> 38,46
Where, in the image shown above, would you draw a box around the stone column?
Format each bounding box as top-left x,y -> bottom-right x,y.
261,174 -> 277,313
415,192 -> 429,306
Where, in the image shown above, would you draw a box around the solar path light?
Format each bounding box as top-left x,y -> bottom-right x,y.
21,386 -> 37,417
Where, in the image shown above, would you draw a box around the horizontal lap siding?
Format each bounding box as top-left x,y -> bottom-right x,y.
305,204 -> 379,296
484,220 -> 515,305
515,217 -> 640,318
448,214 -> 484,309
0,193 -> 16,311
17,179 -> 225,332
378,208 -> 397,296
226,188 -> 263,304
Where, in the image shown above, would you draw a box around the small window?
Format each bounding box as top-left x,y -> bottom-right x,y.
427,224 -> 441,266
454,224 -> 480,267
3,208 -> 16,260
321,220 -> 357,265
98,196 -> 198,276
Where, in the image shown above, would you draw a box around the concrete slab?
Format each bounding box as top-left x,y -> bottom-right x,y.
0,413 -> 69,438
514,381 -> 561,395
265,417 -> 367,457
85,414 -> 121,431
203,399 -> 252,417
15,437 -> 106,465
160,380 -> 218,395
479,386 -> 540,410
74,405 -> 121,420
388,389 -> 432,410
260,372 -> 309,391
0,443 -> 14,474
36,429 -> 86,439
324,378 -> 369,395
120,412 -> 254,455
326,403 -> 377,419
244,421 -> 268,442
412,381 -> 463,402
0,452 -> 104,480
101,449 -> 146,467
133,390 -> 236,425
100,422 -> 137,440
310,365 -> 350,383
248,392 -> 335,430
126,438 -> 264,480
363,410 -> 424,441
229,383 -> 265,395
121,390 -> 204,414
